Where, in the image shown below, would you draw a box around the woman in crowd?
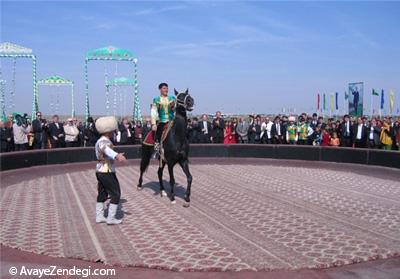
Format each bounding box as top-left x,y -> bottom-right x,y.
320,128 -> 331,146
380,119 -> 393,150
223,120 -> 237,144
231,118 -> 238,143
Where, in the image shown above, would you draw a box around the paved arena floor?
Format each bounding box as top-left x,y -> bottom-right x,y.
1,158 -> 399,274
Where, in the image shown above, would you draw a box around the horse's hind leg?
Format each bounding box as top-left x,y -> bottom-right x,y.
179,159 -> 192,207
158,161 -> 167,197
137,145 -> 153,190
168,163 -> 176,204
138,161 -> 147,190
138,171 -> 143,190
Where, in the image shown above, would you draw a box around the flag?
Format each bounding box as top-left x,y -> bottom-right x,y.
389,90 -> 395,114
380,89 -> 384,110
372,89 -> 379,96
335,92 -> 339,110
323,94 -> 326,110
330,94 -> 334,111
317,93 -> 320,111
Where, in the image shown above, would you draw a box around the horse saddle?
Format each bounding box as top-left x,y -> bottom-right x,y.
143,122 -> 174,146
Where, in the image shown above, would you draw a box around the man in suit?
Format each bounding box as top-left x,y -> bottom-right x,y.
189,117 -> 200,143
367,118 -> 381,148
32,111 -> 46,149
142,118 -> 152,139
84,117 -> 99,147
253,115 -> 262,143
49,115 -> 65,148
280,115 -> 288,144
198,114 -> 212,143
212,111 -> 225,143
117,118 -> 133,145
310,113 -> 318,129
339,115 -> 353,147
0,118 -> 12,152
271,116 -> 284,144
352,117 -> 367,148
247,115 -> 256,144
236,117 -> 249,143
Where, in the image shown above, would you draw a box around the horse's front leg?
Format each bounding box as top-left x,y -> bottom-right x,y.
168,163 -> 176,204
179,159 -> 192,207
158,161 -> 167,197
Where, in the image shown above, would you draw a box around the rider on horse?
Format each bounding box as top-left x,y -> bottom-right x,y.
151,83 -> 176,157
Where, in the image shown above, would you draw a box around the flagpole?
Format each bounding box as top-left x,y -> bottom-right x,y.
370,91 -> 373,117
343,92 -> 345,115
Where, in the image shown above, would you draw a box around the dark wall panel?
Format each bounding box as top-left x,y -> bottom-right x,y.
368,150 -> 400,169
189,144 -> 228,157
1,151 -> 47,171
321,148 -> 368,165
275,145 -> 320,161
228,144 -> 275,158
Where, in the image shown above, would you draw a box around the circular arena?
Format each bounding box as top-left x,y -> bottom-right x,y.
1,145 -> 400,276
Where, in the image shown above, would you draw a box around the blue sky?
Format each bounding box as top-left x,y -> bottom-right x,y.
1,1 -> 399,117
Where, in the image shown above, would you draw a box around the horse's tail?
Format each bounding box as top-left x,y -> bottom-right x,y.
140,144 -> 153,174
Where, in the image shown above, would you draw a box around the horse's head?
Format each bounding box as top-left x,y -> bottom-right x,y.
174,88 -> 194,112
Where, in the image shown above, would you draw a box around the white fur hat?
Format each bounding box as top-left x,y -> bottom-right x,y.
288,116 -> 296,122
95,116 -> 118,134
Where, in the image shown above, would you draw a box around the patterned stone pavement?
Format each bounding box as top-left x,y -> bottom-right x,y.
1,158 -> 399,272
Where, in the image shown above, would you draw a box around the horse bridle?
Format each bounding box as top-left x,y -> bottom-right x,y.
176,92 -> 192,110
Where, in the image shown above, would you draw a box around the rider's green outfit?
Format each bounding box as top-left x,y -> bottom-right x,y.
151,95 -> 176,144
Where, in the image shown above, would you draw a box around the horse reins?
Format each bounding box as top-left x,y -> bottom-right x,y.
176,92 -> 191,110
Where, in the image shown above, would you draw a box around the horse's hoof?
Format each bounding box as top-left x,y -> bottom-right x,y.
137,186 -> 143,191
183,202 -> 190,208
171,200 -> 176,204
161,190 -> 167,197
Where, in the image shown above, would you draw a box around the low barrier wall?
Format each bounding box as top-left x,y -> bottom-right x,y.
1,144 -> 399,171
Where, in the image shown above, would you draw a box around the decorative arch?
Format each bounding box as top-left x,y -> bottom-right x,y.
0,42 -> 38,119
105,77 -> 142,121
84,46 -> 140,121
38,75 -> 75,117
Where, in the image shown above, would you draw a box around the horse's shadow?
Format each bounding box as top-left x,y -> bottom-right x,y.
140,180 -> 187,201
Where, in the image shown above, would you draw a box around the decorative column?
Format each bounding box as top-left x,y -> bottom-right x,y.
113,85 -> 117,117
0,79 -> 5,118
105,85 -> 110,115
133,58 -> 142,122
32,55 -> 38,119
10,57 -> 16,111
71,82 -> 75,118
84,59 -> 90,121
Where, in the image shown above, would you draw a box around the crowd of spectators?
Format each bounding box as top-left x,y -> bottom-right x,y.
0,111 -> 151,152
1,111 -> 399,152
188,112 -> 400,150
